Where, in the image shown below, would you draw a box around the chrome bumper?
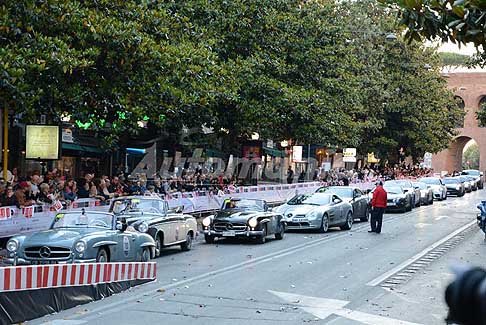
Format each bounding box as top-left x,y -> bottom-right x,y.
203,230 -> 264,237
4,257 -> 97,265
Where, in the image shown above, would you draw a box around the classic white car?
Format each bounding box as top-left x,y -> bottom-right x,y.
110,196 -> 197,257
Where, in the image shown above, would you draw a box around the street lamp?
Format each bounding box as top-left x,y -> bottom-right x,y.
385,33 -> 398,42
251,133 -> 260,140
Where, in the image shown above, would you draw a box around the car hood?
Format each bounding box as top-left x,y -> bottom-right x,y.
279,204 -> 318,216
22,228 -> 101,248
214,210 -> 261,223
387,193 -> 406,199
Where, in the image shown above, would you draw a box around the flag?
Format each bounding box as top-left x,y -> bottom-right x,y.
228,185 -> 236,193
0,207 -> 12,220
71,201 -> 78,209
22,206 -> 34,218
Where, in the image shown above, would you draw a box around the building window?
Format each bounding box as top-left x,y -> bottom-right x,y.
454,96 -> 465,128
479,96 -> 486,127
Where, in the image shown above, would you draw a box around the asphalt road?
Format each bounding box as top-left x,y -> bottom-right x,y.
30,190 -> 486,325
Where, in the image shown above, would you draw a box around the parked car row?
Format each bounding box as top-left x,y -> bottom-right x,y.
4,170 -> 483,264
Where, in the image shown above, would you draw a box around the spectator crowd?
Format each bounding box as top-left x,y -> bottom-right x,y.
0,163 -> 439,208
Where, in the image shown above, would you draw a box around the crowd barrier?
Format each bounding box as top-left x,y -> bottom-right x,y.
0,181 -> 377,238
0,262 -> 156,324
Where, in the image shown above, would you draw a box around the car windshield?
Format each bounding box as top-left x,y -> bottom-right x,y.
413,182 -> 427,190
52,212 -> 113,229
443,178 -> 459,184
328,187 -> 353,198
288,193 -> 331,206
222,199 -> 264,211
463,170 -> 480,176
393,180 -> 412,188
420,178 -> 440,185
110,198 -> 163,214
384,186 -> 403,194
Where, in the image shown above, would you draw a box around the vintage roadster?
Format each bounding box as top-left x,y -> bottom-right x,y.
274,192 -> 354,232
5,210 -> 155,265
202,198 -> 286,244
109,196 -> 197,257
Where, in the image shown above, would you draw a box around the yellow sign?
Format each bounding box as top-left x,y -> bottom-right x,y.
25,125 -> 60,160
367,152 -> 380,163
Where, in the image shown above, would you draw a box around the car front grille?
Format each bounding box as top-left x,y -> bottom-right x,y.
213,222 -> 247,232
287,222 -> 311,227
24,246 -> 72,259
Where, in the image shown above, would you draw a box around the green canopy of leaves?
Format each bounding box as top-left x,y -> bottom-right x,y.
0,0 -> 463,161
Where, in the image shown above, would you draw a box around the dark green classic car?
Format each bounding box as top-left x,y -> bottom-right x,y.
5,210 -> 156,265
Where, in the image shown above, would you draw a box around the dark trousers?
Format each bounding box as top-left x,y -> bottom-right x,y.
371,207 -> 385,233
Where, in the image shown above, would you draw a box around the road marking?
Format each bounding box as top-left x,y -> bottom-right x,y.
435,216 -> 448,221
366,220 -> 476,286
414,223 -> 432,229
40,321 -> 87,325
269,290 -> 422,325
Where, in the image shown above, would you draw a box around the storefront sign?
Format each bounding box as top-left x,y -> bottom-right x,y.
62,128 -> 74,143
292,146 -> 303,162
343,148 -> 357,157
25,125 -> 61,160
343,156 -> 357,163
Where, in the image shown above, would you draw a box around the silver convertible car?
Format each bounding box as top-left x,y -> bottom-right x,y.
274,193 -> 353,232
5,211 -> 156,265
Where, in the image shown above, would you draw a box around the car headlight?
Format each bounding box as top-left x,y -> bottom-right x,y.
138,222 -> 149,233
202,217 -> 212,227
248,217 -> 258,228
6,239 -> 18,252
75,241 -> 86,253
456,185 -> 461,190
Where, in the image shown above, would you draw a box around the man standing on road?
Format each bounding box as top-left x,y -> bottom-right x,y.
369,181 -> 387,234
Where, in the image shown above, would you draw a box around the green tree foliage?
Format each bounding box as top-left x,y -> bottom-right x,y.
378,0 -> 486,127
439,52 -> 470,66
463,142 -> 480,170
0,0 -> 463,160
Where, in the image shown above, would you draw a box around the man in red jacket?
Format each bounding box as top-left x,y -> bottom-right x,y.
369,181 -> 387,234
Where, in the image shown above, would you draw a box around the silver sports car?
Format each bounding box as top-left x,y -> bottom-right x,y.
274,193 -> 353,232
5,210 -> 156,265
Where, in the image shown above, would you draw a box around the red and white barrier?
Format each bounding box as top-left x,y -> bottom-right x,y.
0,262 -> 156,293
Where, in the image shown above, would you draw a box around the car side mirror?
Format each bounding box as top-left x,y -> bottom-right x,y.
174,206 -> 183,213
403,189 -> 409,193
481,172 -> 484,176
366,189 -> 371,194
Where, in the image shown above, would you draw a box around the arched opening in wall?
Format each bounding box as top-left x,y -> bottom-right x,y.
478,96 -> 486,127
454,96 -> 465,128
462,139 -> 480,170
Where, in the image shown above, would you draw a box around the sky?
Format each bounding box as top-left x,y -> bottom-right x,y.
437,42 -> 478,55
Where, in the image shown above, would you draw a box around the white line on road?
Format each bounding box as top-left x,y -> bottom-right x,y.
269,290 -> 422,325
366,219 -> 476,286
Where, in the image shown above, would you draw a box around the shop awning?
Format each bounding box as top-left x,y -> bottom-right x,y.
263,147 -> 286,158
62,143 -> 104,154
205,149 -> 225,158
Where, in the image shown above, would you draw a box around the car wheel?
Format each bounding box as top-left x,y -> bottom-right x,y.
181,233 -> 193,251
406,198 -> 412,211
204,235 -> 215,244
416,196 -> 421,207
96,248 -> 109,263
319,214 -> 329,233
155,233 -> 163,258
275,222 -> 285,240
360,206 -> 370,222
341,211 -> 353,231
256,224 -> 267,244
141,247 -> 151,262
